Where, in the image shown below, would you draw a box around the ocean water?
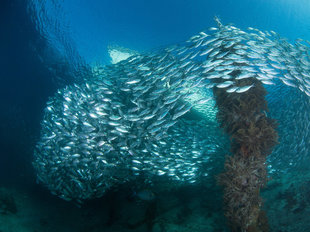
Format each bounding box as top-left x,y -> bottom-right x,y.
1,0 -> 310,231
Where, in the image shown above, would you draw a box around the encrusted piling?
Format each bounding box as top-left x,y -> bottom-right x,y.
214,78 -> 278,231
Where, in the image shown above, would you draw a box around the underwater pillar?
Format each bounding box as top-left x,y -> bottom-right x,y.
214,78 -> 278,231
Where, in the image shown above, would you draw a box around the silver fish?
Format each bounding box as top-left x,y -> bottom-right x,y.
236,84 -> 255,93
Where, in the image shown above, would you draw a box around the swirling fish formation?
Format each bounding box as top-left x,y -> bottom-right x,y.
33,20 -> 310,202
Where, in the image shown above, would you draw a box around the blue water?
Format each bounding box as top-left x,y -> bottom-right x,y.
1,0 -> 310,231
59,0 -> 310,64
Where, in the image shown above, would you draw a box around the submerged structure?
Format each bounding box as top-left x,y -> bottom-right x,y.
33,19 -> 310,231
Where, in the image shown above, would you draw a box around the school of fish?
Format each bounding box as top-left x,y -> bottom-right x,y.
33,19 -> 310,202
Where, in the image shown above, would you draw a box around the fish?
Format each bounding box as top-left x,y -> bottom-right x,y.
216,81 -> 234,88
236,84 -> 255,93
200,47 -> 214,56
279,77 -> 297,88
235,72 -> 254,80
172,104 -> 192,120
33,19 -> 310,204
158,109 -> 169,120
261,79 -> 275,85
